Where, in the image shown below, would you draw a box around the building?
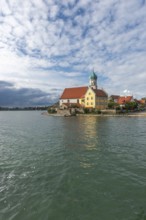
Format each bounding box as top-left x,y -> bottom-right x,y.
134,99 -> 146,108
139,99 -> 146,105
109,95 -> 120,103
117,96 -> 134,107
60,71 -> 108,109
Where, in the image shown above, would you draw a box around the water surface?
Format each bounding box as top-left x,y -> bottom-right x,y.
0,111 -> 146,220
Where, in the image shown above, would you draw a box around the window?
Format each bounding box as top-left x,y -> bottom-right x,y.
87,102 -> 89,105
91,97 -> 93,100
91,102 -> 93,105
87,97 -> 89,100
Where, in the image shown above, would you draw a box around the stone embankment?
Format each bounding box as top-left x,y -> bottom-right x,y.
57,109 -> 72,116
42,110 -> 146,117
57,108 -> 82,116
42,109 -> 75,117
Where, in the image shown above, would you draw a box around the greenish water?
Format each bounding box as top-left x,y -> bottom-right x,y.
0,111 -> 146,220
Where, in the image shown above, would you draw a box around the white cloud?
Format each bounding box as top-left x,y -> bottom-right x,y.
0,0 -> 11,15
49,5 -> 59,19
0,0 -> 146,105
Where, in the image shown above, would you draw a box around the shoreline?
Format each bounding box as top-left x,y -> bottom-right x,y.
42,111 -> 146,117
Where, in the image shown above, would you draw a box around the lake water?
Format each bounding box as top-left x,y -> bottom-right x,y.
0,111 -> 146,220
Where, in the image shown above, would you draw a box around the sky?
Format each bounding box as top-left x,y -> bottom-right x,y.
0,0 -> 146,106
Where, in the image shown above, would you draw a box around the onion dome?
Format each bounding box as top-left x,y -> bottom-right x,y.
89,71 -> 97,80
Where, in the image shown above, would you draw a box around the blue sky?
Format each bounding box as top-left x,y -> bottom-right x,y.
0,0 -> 146,106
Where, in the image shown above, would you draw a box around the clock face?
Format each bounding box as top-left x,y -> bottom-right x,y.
91,80 -> 94,85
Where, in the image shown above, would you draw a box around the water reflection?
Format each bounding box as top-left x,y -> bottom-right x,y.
78,117 -> 100,169
62,116 -> 104,170
77,116 -> 100,151
80,116 -> 97,137
79,161 -> 93,169
62,116 -> 100,151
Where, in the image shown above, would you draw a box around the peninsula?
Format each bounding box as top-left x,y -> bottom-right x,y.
46,71 -> 146,117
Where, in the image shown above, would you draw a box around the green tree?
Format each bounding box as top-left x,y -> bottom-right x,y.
108,101 -> 120,109
125,102 -> 138,110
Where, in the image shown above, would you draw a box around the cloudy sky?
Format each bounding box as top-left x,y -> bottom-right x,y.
0,0 -> 146,106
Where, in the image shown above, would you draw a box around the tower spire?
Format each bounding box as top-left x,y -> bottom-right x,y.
89,70 -> 97,89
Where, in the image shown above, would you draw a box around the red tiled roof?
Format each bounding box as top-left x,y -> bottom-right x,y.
117,96 -> 133,104
60,87 -> 108,99
139,99 -> 146,104
60,87 -> 88,99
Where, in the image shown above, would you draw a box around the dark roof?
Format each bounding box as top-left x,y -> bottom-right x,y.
93,89 -> 108,97
110,95 -> 120,99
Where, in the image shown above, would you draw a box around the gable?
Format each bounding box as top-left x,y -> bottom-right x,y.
85,87 -> 108,98
85,87 -> 95,97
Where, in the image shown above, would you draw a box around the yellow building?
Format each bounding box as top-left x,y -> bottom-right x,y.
60,71 -> 108,109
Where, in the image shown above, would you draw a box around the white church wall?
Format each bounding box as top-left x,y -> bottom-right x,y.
60,99 -> 78,106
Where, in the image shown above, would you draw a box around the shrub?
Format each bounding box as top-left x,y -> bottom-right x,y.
47,108 -> 57,114
84,108 -> 90,114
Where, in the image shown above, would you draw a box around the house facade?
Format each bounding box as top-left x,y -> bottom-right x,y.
60,71 -> 108,109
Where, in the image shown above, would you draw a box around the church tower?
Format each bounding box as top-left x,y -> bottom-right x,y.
89,71 -> 97,89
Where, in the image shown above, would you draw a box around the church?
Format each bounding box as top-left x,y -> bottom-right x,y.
59,71 -> 108,110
